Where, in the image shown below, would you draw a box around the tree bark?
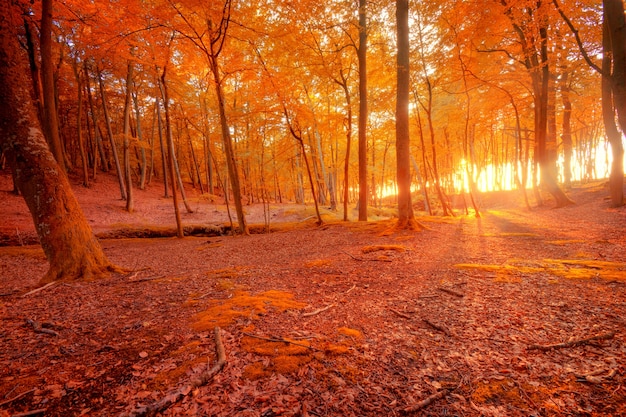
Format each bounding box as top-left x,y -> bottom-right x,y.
358,0 -> 368,221
40,0 -> 66,171
396,0 -> 415,226
122,60 -> 134,212
209,51 -> 248,235
98,69 -> 127,200
155,96 -> 170,198
159,70 -> 184,238
73,61 -> 89,187
0,3 -> 116,283
603,0 -> 625,207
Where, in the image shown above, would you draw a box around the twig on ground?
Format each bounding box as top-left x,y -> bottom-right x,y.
302,303 -> 335,317
0,291 -> 17,297
527,331 -> 616,351
0,388 -> 35,407
575,367 -> 618,383
346,284 -> 357,294
437,287 -> 464,298
127,327 -> 226,417
242,332 -> 321,351
341,250 -> 393,262
422,319 -> 451,336
25,319 -> 58,337
512,379 -> 540,412
402,389 -> 450,413
11,409 -> 46,417
22,282 -> 57,297
388,308 -> 413,319
128,275 -> 165,284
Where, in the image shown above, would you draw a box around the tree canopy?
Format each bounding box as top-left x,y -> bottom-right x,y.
5,0 -> 625,225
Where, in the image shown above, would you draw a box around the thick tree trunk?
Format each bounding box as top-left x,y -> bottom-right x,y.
396,0 -> 415,226
0,4 -> 116,283
603,0 -> 625,207
602,8 -> 625,207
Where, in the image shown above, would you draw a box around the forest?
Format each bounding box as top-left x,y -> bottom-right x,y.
1,0 -> 626,416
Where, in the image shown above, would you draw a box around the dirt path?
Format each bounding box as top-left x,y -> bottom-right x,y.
1,174 -> 625,416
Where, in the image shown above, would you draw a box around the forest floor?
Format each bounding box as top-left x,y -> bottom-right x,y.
1,170 -> 625,417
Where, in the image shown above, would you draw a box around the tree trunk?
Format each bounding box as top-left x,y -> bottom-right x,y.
337,74 -> 352,222
396,0 -> 415,226
0,3 -> 116,283
122,60 -> 134,212
603,0 -> 625,207
84,63 -> 108,173
73,62 -> 89,187
560,71 -> 573,189
98,69 -> 127,200
155,96 -> 169,198
209,52 -> 248,235
159,70 -> 184,238
133,91 -> 147,190
40,0 -> 66,171
358,0 -> 368,221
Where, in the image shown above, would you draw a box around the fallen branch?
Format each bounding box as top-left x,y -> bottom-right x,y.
127,327 -> 226,417
25,319 -> 58,337
437,287 -> 464,298
0,388 -> 35,408
402,389 -> 450,414
346,284 -> 357,294
302,303 -> 335,317
388,308 -> 412,319
22,282 -> 57,297
527,331 -> 616,351
422,319 -> 451,336
242,332 -> 321,351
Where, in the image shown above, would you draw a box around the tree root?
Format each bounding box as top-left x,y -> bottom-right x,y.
388,308 -> 412,319
422,319 -> 451,336
25,319 -> 58,337
0,388 -> 35,408
242,332 -> 321,351
302,303 -> 335,317
402,389 -> 450,414
125,327 -> 226,417
527,331 -> 616,351
438,287 -> 464,298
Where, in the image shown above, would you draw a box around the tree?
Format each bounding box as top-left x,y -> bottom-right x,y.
358,0 -> 368,221
601,0 -> 625,207
40,0 -> 66,171
0,0 -> 117,283
395,0 -> 415,226
552,0 -> 624,207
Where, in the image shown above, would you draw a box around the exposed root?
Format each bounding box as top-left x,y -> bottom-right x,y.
527,331 -> 616,351
125,327 -> 226,417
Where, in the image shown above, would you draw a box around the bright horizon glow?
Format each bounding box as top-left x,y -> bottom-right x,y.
376,139 -> 625,199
